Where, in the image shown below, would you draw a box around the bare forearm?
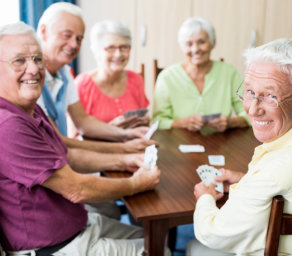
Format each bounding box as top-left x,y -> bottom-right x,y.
67,148 -> 126,173
75,175 -> 135,203
77,115 -> 126,142
171,118 -> 185,129
63,136 -> 126,153
43,167 -> 135,204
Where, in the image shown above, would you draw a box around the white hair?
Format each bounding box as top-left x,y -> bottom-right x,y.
178,17 -> 216,48
0,21 -> 38,42
37,2 -> 83,37
90,20 -> 131,52
243,38 -> 292,82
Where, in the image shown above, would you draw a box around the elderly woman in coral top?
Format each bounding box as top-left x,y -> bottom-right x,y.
75,20 -> 149,129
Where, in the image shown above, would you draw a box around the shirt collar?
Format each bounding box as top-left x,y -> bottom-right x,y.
260,128 -> 292,152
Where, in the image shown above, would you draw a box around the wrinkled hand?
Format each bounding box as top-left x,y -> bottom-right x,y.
194,182 -> 223,201
214,168 -> 245,193
131,164 -> 161,194
208,115 -> 229,132
124,138 -> 159,153
122,153 -> 144,172
181,114 -> 205,132
110,114 -> 150,129
123,126 -> 149,141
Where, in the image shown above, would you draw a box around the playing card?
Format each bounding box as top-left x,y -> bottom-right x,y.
202,113 -> 221,123
144,120 -> 159,140
144,145 -> 158,170
178,145 -> 205,153
208,155 -> 225,166
196,164 -> 224,193
124,108 -> 148,118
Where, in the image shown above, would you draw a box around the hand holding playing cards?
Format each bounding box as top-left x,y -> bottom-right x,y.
173,114 -> 205,132
208,115 -> 229,132
131,164 -> 161,194
121,153 -> 144,172
109,114 -> 150,129
194,182 -> 222,201
124,138 -> 159,153
214,168 -> 245,193
123,126 -> 149,141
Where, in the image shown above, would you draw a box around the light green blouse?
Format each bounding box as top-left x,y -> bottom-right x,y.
153,61 -> 248,129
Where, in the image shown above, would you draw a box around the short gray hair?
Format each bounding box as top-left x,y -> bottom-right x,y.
0,21 -> 37,42
37,2 -> 83,37
243,38 -> 292,82
90,20 -> 131,52
178,17 -> 216,47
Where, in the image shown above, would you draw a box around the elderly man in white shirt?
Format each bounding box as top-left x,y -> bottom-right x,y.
187,38 -> 292,256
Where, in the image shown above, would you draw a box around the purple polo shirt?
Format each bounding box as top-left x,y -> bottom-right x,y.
0,97 -> 87,251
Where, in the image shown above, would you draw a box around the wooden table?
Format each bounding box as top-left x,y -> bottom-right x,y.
107,127 -> 260,256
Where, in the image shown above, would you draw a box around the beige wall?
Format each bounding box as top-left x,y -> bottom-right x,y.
77,0 -> 292,106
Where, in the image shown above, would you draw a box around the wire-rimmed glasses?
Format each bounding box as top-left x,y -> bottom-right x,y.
0,54 -> 47,72
104,45 -> 131,54
236,81 -> 292,108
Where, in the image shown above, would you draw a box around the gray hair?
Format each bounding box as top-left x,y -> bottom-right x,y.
37,2 -> 83,37
90,20 -> 131,52
243,38 -> 292,81
0,21 -> 38,42
178,17 -> 216,47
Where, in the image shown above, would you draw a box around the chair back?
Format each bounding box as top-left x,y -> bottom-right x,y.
153,59 -> 163,87
264,195 -> 292,256
139,63 -> 145,81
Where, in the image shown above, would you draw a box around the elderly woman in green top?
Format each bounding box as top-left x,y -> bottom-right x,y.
153,17 -> 249,132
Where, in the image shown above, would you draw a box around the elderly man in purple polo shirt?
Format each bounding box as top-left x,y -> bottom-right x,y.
0,22 -> 164,256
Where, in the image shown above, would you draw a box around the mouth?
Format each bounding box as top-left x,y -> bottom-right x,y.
253,119 -> 273,126
62,49 -> 76,57
20,79 -> 41,87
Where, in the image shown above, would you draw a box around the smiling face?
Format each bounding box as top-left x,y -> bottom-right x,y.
0,33 -> 45,114
181,30 -> 214,66
96,33 -> 130,73
244,61 -> 292,142
40,12 -> 85,74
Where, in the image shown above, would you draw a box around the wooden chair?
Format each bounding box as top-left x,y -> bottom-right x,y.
139,63 -> 145,81
264,195 -> 292,256
153,59 -> 163,87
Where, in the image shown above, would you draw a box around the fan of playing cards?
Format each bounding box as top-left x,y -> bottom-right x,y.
196,164 -> 224,193
144,145 -> 158,170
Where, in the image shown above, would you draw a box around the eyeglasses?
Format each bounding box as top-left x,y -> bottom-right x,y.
0,54 -> 47,72
236,81 -> 292,108
104,45 -> 131,54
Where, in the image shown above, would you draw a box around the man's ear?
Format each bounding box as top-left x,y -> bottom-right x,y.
39,24 -> 47,41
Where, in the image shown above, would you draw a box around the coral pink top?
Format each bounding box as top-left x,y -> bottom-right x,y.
75,70 -> 149,123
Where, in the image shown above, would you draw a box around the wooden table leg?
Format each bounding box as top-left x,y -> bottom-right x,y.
143,219 -> 169,256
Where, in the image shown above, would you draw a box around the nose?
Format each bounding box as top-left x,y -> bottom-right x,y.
25,59 -> 39,74
190,42 -> 199,52
113,48 -> 122,57
247,98 -> 262,116
68,36 -> 79,49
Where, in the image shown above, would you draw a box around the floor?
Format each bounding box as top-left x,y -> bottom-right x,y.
121,214 -> 194,255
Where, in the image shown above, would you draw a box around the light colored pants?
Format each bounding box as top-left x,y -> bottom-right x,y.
8,213 -> 171,256
186,238 -> 234,256
85,201 -> 121,220
54,213 -> 144,256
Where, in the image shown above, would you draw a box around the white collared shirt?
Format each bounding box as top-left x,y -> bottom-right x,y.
37,65 -> 79,115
